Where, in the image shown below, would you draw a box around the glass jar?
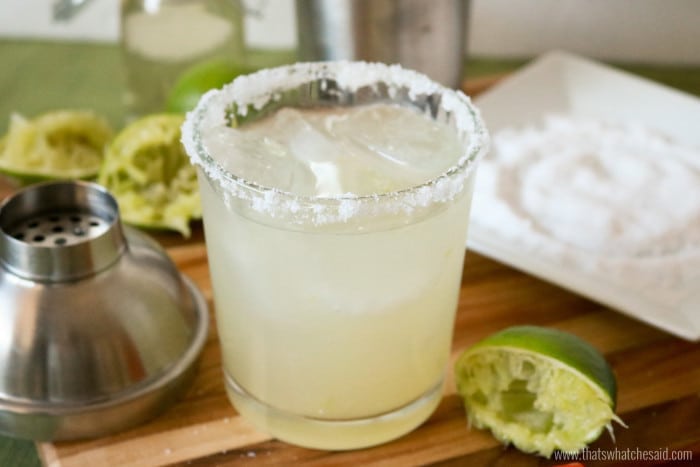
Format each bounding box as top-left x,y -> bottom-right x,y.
120,0 -> 246,119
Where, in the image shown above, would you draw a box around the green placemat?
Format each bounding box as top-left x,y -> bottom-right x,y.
0,39 -> 124,134
2,41 -> 699,135
0,436 -> 40,467
466,55 -> 700,97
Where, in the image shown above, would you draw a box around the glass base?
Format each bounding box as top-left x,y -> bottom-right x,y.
224,371 -> 444,450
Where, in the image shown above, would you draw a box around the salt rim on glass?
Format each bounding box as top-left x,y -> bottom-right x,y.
180,61 -> 490,225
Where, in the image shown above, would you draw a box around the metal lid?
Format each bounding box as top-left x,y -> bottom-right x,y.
0,181 -> 209,441
0,180 -> 125,281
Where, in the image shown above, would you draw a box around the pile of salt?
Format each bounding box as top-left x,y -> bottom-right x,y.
471,114 -> 700,303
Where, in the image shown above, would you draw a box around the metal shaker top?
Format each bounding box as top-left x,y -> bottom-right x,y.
0,181 -> 208,441
0,180 -> 126,281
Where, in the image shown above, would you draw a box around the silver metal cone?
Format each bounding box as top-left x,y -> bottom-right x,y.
0,181 -> 208,441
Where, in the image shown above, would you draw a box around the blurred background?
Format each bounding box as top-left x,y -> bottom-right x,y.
1,0 -> 699,133
1,0 -> 699,65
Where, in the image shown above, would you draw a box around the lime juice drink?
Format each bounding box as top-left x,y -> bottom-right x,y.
182,62 -> 488,450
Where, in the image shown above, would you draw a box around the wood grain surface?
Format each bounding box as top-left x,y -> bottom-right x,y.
30,77 -> 700,466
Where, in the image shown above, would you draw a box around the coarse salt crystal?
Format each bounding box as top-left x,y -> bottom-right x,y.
472,114 -> 700,301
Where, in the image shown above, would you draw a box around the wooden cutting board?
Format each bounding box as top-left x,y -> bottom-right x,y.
35,77 -> 700,466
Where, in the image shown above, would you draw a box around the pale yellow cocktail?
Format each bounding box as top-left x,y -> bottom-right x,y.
182,62 -> 488,450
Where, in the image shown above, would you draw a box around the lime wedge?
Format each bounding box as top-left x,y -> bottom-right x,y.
98,114 -> 201,237
0,110 -> 113,182
454,325 -> 624,457
166,59 -> 252,113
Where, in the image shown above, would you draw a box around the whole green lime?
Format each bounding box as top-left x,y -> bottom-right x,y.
166,59 -> 252,113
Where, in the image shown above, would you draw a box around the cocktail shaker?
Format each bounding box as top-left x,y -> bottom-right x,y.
296,0 -> 470,88
0,181 -> 209,441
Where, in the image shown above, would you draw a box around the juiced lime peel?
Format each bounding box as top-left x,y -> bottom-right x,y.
98,114 -> 201,237
454,325 -> 625,457
0,110 -> 113,182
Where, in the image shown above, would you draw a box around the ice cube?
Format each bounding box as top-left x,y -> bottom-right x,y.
201,124 -> 316,194
328,104 -> 462,177
261,109 -> 345,195
208,104 -> 465,197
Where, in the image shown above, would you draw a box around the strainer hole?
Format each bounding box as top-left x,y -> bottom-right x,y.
48,215 -> 60,222
73,227 -> 85,236
28,221 -> 40,228
70,216 -> 82,223
52,226 -> 65,233
90,220 -> 100,227
33,235 -> 45,243
54,237 -> 67,245
13,232 -> 25,240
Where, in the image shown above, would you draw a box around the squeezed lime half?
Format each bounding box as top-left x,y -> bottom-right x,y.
454,325 -> 624,457
98,113 -> 201,237
0,110 -> 113,182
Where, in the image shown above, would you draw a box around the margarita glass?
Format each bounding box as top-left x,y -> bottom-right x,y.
181,61 -> 488,450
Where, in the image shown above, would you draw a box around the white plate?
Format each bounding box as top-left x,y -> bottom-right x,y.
467,51 -> 700,341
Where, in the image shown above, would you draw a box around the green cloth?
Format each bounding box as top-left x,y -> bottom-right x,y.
468,56 -> 700,97
2,40 -> 699,134
0,39 -> 124,134
0,435 -> 40,467
0,39 -> 699,467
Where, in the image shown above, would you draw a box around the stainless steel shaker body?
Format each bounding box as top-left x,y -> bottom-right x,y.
296,0 -> 469,88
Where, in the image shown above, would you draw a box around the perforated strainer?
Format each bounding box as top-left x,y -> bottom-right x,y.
0,181 -> 208,441
11,211 -> 108,246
